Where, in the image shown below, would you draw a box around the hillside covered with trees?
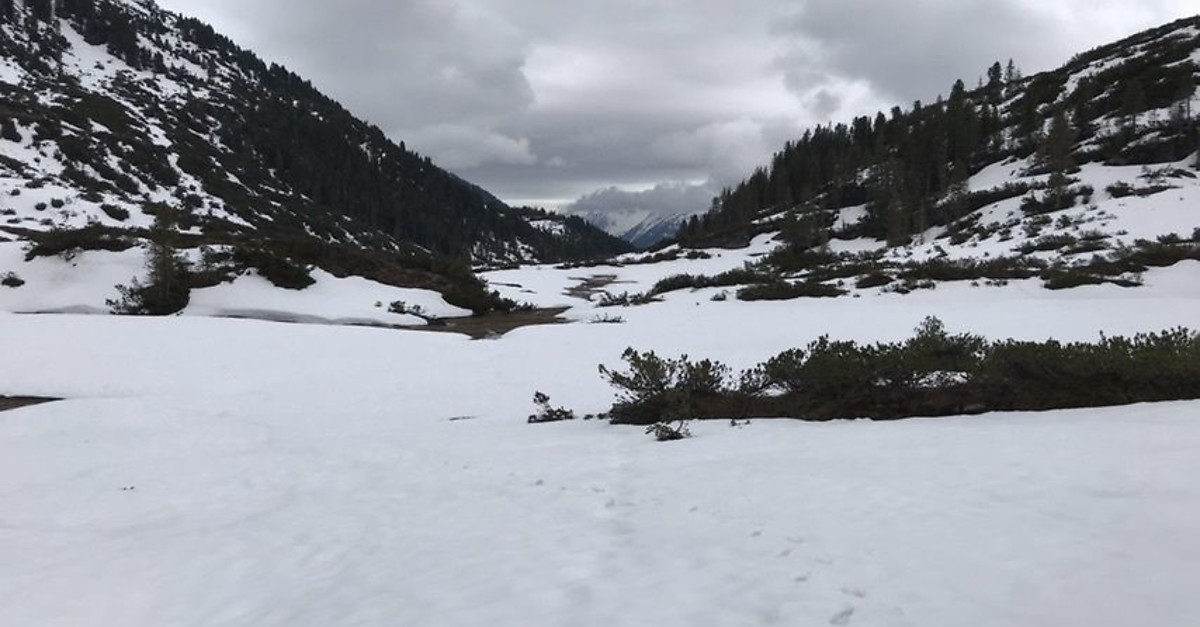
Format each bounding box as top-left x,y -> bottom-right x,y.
680,17 -> 1199,250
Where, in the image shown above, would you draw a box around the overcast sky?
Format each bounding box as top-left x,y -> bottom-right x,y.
154,0 -> 1196,216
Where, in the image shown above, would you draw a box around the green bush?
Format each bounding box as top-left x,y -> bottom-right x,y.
600,348 -> 742,424
646,420 -> 691,442
232,247 -> 316,290
590,318 -> 1200,424
737,280 -> 845,301
649,267 -> 772,296
100,204 -> 131,221
855,272 -> 893,288
24,225 -> 136,261
527,392 -> 576,424
1,272 -> 24,288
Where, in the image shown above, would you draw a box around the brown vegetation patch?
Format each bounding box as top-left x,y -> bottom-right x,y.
564,274 -> 622,301
405,307 -> 570,340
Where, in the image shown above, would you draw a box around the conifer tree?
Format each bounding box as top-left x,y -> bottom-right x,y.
1042,110 -> 1075,209
108,209 -> 191,315
986,61 -> 1004,104
1175,67 -> 1195,121
28,0 -> 53,22
1121,80 -> 1147,132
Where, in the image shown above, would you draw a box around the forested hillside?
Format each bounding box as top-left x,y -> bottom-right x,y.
680,17 -> 1199,249
0,0 -> 628,264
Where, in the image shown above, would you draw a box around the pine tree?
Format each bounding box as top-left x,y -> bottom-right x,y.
28,0 -> 53,22
1042,110 -> 1075,209
107,209 -> 191,315
1121,80 -> 1147,132
1175,67 -> 1195,122
986,61 -> 1004,104
1004,59 -> 1020,84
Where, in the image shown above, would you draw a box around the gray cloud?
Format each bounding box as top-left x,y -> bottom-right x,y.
774,0 -> 1198,105
773,0 -> 1055,105
154,0 -> 1196,215
566,182 -> 716,218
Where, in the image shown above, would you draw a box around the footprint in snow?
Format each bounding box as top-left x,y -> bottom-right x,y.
829,606 -> 855,626
840,587 -> 867,599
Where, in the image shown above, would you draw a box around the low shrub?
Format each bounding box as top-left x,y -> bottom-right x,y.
1017,233 -> 1078,254
100,204 -> 130,221
855,272 -> 893,289
1,272 -> 24,288
1106,181 -> 1173,198
232,247 -> 315,290
737,280 -> 845,301
24,225 -> 135,261
527,392 -> 576,424
649,267 -> 772,296
646,421 -> 691,442
588,318 -> 1200,424
597,291 -> 659,307
389,301 -> 427,318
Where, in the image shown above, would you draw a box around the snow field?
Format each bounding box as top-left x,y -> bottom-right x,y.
2,258 -> 1200,625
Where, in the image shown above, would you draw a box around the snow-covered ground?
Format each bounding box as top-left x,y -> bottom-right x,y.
3,253 -> 1200,626
0,241 -> 469,324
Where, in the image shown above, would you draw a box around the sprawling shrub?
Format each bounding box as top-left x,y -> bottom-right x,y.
586,318 -> 1200,425
23,225 -> 135,260
737,280 -> 845,301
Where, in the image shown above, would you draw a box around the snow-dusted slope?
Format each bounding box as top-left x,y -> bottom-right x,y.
575,207 -> 700,249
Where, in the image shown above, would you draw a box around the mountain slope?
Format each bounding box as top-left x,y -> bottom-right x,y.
575,207 -> 701,249
0,0 -> 628,266
675,16 -> 1200,282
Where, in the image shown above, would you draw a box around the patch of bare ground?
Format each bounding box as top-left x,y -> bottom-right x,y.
404,307 -> 570,340
0,396 -> 60,413
564,274 -> 624,301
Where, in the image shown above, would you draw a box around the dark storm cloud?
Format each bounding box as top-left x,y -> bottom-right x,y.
154,0 -> 1196,213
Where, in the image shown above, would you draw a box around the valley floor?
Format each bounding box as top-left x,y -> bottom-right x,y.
2,261 -> 1200,626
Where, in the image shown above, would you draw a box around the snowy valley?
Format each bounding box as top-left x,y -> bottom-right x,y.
2,1 -> 1200,626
